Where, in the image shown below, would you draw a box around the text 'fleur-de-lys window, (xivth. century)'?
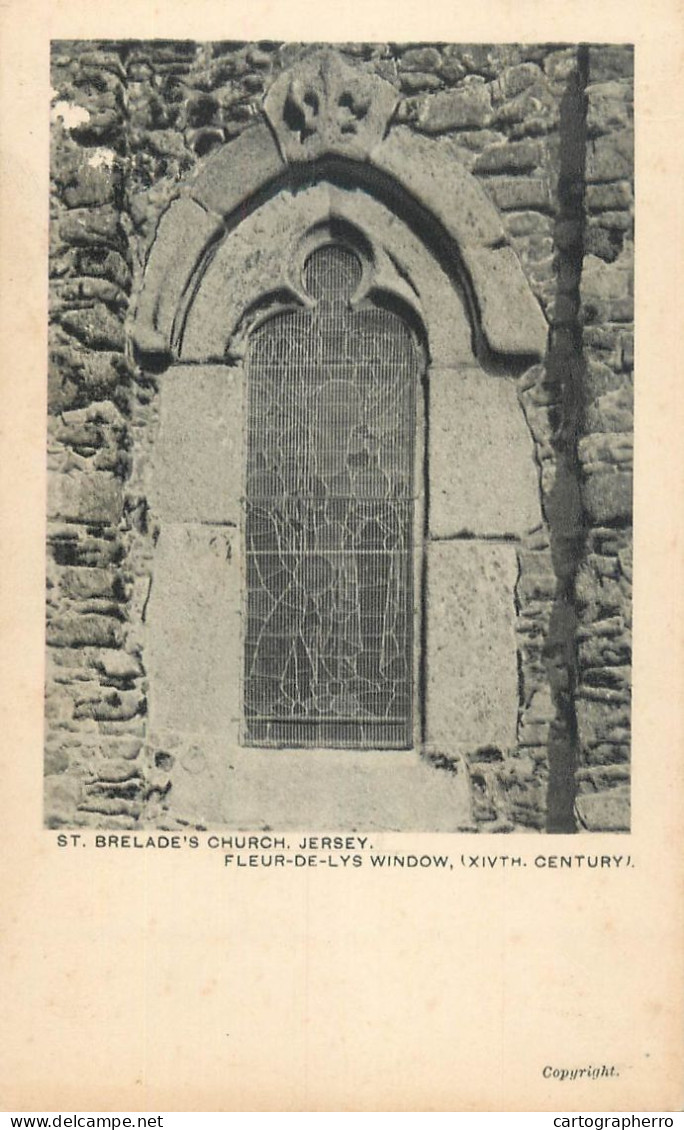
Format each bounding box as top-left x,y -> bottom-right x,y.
243,243 -> 420,749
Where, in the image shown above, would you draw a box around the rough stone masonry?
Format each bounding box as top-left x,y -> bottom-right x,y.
46,41 -> 634,833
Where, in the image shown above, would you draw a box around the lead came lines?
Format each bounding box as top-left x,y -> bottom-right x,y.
244,244 -> 418,749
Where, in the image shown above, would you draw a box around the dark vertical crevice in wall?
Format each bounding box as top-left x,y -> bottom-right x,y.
543,46 -> 589,833
418,362 -> 430,749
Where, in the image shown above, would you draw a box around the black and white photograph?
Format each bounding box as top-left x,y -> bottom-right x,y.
45,39 -> 635,833
2,0 -> 684,1113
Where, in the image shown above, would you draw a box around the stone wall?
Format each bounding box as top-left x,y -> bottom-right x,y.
575,46 -> 634,831
48,45 -> 145,825
46,41 -> 634,832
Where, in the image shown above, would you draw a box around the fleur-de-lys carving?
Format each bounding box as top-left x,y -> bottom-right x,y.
264,49 -> 399,162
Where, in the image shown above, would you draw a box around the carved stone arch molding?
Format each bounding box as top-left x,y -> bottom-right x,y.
135,47 -> 558,832
132,48 -> 547,367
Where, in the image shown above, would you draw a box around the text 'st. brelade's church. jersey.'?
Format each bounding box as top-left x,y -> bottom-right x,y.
46,42 -> 634,833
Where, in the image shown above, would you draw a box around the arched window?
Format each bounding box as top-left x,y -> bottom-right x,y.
136,50 -> 553,830
243,243 -> 421,749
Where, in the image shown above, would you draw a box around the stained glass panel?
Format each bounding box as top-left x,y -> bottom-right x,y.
243,244 -> 418,748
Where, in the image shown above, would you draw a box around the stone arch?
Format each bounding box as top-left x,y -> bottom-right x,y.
136,47 -> 557,830
147,179 -> 544,537
131,51 -> 548,368
176,181 -> 465,365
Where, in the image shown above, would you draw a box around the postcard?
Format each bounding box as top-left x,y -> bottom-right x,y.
1,0 -> 682,1112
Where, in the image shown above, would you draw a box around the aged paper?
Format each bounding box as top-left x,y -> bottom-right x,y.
1,0 -> 683,1113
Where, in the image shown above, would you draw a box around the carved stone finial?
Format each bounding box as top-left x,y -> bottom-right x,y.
264,49 -> 399,162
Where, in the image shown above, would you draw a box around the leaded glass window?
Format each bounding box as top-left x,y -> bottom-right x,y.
243,243 -> 419,748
